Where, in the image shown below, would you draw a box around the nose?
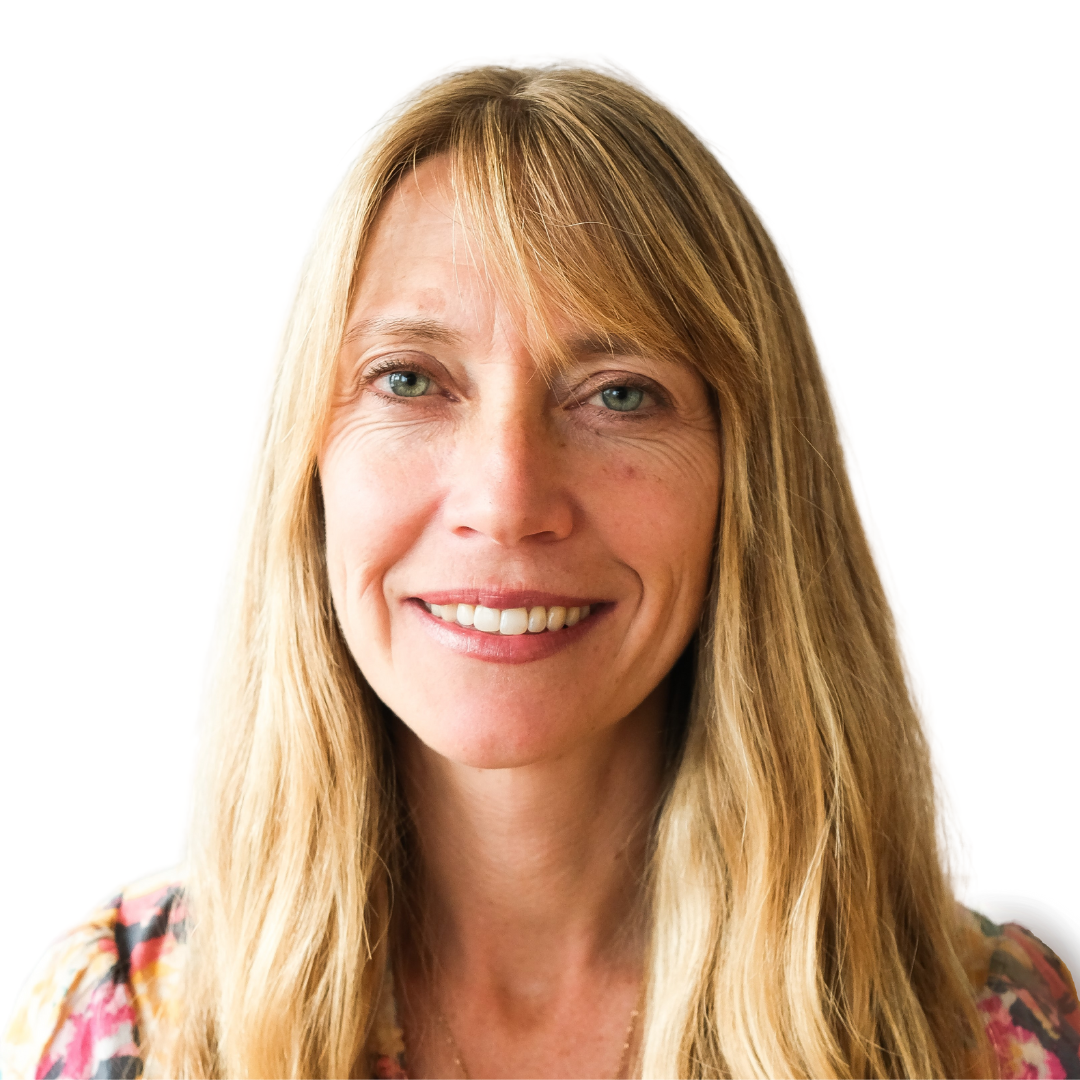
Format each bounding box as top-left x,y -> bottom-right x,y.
443,403 -> 575,547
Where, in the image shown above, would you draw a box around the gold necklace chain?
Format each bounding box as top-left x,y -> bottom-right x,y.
435,1007 -> 469,1079
435,986 -> 643,1080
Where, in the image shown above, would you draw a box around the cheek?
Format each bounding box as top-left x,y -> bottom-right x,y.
587,433 -> 719,600
319,424 -> 442,643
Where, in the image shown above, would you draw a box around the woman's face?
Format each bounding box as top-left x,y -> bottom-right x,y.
319,158 -> 720,769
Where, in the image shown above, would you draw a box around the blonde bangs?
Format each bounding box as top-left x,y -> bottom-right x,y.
375,71 -> 754,401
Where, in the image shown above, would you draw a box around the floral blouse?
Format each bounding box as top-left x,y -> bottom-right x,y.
3,872 -> 1078,1079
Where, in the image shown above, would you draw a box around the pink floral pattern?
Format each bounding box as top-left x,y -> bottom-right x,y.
3,879 -> 1077,1078
961,911 -> 1080,1078
2,872 -> 186,1080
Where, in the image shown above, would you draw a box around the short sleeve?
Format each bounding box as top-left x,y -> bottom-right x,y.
1,898 -> 141,1079
960,907 -> 1080,1079
1,873 -> 185,1080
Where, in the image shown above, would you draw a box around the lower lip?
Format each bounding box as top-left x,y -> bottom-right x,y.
406,599 -> 608,664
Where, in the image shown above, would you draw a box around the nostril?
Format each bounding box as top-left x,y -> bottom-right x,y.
442,469 -> 575,545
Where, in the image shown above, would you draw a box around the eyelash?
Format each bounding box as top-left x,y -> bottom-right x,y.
577,375 -> 666,415
360,357 -> 668,415
362,357 -> 446,399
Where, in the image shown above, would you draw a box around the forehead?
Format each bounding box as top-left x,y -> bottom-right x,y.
349,159 -> 604,364
345,154 -> 697,378
354,158 -> 492,309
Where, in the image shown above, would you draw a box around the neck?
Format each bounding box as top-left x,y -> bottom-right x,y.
395,684 -> 666,988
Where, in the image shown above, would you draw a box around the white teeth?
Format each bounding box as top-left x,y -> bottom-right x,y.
499,607 -> 529,635
423,600 -> 596,634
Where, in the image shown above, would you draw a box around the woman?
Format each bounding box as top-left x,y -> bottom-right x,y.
4,65 -> 1078,1080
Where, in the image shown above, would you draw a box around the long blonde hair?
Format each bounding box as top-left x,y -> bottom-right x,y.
169,66 -> 991,1078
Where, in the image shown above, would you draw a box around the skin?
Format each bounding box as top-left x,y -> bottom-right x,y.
319,157 -> 721,1078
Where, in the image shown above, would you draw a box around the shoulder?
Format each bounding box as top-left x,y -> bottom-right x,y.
957,905 -> 1080,1079
2,870 -> 187,1080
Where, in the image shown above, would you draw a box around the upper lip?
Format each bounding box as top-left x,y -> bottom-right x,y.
414,589 -> 607,608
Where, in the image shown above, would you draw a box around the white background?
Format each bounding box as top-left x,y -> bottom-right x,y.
2,1 -> 1077,1025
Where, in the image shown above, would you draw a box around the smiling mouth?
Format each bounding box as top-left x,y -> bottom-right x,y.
421,601 -> 594,635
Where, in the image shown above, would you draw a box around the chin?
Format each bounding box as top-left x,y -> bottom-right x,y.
399,705 -> 586,770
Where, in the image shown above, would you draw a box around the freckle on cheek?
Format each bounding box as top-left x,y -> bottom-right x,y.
622,464 -> 639,481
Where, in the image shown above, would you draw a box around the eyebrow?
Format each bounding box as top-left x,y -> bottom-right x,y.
565,333 -> 646,357
342,317 -> 647,362
342,316 -> 466,347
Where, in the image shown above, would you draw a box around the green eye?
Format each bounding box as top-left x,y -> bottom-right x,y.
600,386 -> 644,411
387,371 -> 430,397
